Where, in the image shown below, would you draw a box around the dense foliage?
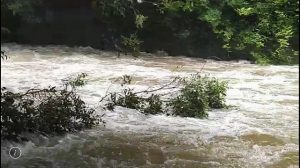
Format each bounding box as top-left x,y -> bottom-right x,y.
1,0 -> 298,64
169,75 -> 228,118
160,0 -> 299,64
75,0 -> 300,64
1,52 -> 227,141
103,75 -> 166,115
1,74 -> 103,141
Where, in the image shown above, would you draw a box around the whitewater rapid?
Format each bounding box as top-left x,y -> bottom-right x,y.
1,44 -> 299,168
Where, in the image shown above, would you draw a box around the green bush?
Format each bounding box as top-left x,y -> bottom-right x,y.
103,75 -> 228,118
1,74 -> 103,141
121,34 -> 142,57
115,88 -> 142,109
142,94 -> 163,115
104,90 -> 164,115
204,77 -> 228,109
168,75 -> 228,118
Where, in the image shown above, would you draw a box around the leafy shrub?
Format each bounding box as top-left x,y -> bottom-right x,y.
1,74 -> 103,141
104,90 -> 164,115
67,73 -> 88,87
169,75 -> 228,118
142,94 -> 163,115
168,79 -> 209,118
204,77 -> 228,108
135,14 -> 148,29
121,34 -> 143,57
35,89 -> 99,135
103,75 -> 165,114
115,88 -> 142,109
102,74 -> 228,118
161,0 -> 299,65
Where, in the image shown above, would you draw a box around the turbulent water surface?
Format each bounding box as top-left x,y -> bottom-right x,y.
1,44 -> 299,168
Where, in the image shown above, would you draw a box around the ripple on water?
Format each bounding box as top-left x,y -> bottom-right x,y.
240,133 -> 285,146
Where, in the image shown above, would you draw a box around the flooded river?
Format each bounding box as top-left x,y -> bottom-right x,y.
1,44 -> 299,168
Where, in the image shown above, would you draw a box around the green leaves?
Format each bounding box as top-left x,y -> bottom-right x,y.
169,75 -> 228,118
135,14 -> 148,29
6,0 -> 34,15
236,7 -> 255,16
161,0 -> 298,64
239,31 -> 265,48
1,74 -> 103,141
2,0 -> 298,64
67,73 -> 88,88
162,0 -> 184,11
200,9 -> 222,28
121,34 -> 143,57
182,1 -> 194,12
103,74 -> 228,118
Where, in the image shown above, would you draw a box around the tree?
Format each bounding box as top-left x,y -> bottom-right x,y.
161,0 -> 299,64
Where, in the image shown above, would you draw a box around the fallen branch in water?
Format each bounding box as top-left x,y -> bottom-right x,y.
133,76 -> 182,95
98,61 -> 229,118
1,73 -> 104,142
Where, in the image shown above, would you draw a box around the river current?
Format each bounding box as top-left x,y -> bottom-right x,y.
1,43 -> 299,168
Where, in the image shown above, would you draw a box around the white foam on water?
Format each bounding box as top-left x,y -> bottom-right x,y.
1,44 -> 299,167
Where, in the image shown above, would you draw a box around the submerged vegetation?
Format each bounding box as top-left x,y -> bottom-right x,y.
1,73 -> 103,141
169,75 -> 228,118
1,50 -> 225,140
102,74 -> 228,118
0,0 -> 296,143
1,71 -> 228,141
